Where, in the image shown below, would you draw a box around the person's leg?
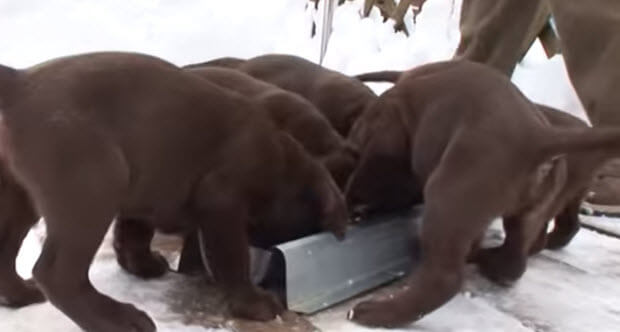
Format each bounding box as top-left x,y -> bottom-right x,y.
547,0 -> 620,126
548,0 -> 620,213
456,0 -> 550,76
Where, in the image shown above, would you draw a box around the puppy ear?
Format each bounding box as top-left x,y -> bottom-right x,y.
312,148 -> 349,240
317,177 -> 348,240
321,142 -> 360,189
353,106 -> 410,184
345,107 -> 415,213
361,102 -> 409,161
276,132 -> 348,240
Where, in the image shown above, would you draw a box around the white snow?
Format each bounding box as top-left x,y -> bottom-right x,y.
581,215 -> 620,237
0,0 -> 612,331
3,223 -> 228,332
0,0 -> 586,122
7,219 -> 620,331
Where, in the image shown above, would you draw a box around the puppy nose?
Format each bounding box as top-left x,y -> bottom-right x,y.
351,204 -> 369,223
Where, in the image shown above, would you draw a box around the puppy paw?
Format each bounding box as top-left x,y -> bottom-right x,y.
545,228 -> 578,250
349,299 -> 418,328
228,287 -> 284,321
0,278 -> 46,307
88,301 -> 156,332
116,302 -> 157,332
476,248 -> 526,285
62,290 -> 156,332
545,235 -> 570,250
118,251 -> 169,279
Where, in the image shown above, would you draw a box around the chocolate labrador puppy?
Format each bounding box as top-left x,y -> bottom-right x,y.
185,66 -> 358,189
471,105 -> 619,278
116,66 -> 357,280
354,71 -> 610,253
138,66 -> 358,280
346,60 -> 620,327
0,52 -> 348,331
184,54 -> 377,136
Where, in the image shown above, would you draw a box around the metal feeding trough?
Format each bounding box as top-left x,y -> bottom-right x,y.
256,206 -> 423,313
177,206 -> 423,314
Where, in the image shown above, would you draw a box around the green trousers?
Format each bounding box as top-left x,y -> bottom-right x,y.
456,0 -> 620,126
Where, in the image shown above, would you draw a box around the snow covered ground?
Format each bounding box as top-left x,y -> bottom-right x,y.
5,218 -> 620,332
313,219 -> 620,332
0,0 -> 613,331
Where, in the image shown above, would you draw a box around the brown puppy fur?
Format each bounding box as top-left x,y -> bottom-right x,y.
185,66 -> 358,189
0,161 -> 41,307
0,52 -> 348,331
533,105 -> 618,251
474,106 -> 619,259
185,54 -> 377,137
189,56 -> 246,69
351,74 -> 612,253
164,66 -> 358,279
119,65 -> 359,278
116,66 -> 356,280
346,60 -> 620,327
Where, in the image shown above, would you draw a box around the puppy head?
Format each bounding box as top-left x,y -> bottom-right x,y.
266,132 -> 348,241
345,112 -> 418,218
263,92 -> 360,190
315,78 -> 376,136
345,151 -> 418,219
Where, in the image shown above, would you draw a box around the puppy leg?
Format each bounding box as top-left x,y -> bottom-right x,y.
528,222 -> 548,255
546,197 -> 581,249
177,233 -> 203,275
194,176 -> 283,321
27,147 -> 155,332
351,162 -> 496,327
113,218 -> 169,279
0,175 -> 44,307
477,159 -> 567,283
465,234 -> 484,263
351,214 -> 470,327
476,215 -> 542,284
34,213 -> 155,331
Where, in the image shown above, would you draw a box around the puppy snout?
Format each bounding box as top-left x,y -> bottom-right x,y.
350,204 -> 369,223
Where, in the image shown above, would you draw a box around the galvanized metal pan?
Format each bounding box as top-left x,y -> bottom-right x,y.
177,207 -> 423,314
259,206 -> 423,314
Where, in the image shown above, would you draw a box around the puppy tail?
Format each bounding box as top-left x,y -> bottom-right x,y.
355,70 -> 403,83
539,127 -> 620,159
